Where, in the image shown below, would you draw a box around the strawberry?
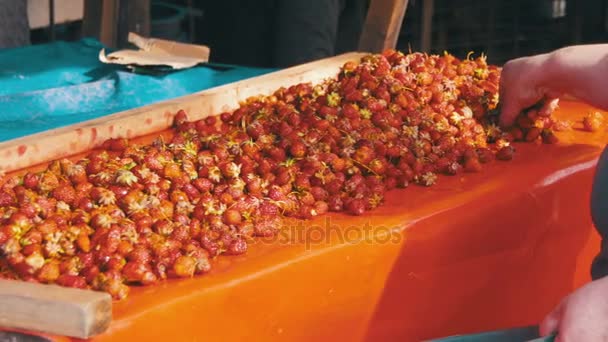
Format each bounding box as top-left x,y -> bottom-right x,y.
51,185 -> 76,205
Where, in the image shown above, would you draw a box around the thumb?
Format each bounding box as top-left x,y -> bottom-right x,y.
499,98 -> 521,128
538,98 -> 560,117
540,300 -> 565,336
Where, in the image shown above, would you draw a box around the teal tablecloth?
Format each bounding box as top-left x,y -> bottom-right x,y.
0,39 -> 273,142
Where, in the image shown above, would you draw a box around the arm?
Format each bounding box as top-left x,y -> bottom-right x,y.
501,46 -> 608,340
540,275 -> 608,341
499,44 -> 608,127
542,148 -> 608,340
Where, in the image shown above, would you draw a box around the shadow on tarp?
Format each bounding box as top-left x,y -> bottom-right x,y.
0,38 -> 274,143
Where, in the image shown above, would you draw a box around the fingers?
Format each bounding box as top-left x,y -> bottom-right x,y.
499,96 -> 558,128
498,98 -> 521,128
538,98 -> 560,117
498,57 -> 550,128
540,300 -> 565,336
498,61 -> 521,128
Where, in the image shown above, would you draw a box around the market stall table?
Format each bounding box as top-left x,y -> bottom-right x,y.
84,101 -> 608,341
0,46 -> 605,341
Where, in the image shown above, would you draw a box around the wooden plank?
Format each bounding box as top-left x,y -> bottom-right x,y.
358,0 -> 409,52
100,0 -> 118,48
0,279 -> 112,339
420,0 -> 434,53
82,0 -> 118,48
0,52 -> 367,174
82,0 -> 102,39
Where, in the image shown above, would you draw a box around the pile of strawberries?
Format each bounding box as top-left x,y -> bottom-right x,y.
0,49 -> 561,299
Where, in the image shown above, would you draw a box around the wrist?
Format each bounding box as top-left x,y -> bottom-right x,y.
541,45 -> 596,98
534,51 -> 565,98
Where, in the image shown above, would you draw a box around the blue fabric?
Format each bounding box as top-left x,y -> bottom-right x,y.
0,39 -> 273,142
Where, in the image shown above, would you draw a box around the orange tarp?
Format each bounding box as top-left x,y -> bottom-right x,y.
7,101 -> 608,341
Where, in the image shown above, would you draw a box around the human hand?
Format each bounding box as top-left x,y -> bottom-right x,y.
540,276 -> 608,341
498,53 -> 561,128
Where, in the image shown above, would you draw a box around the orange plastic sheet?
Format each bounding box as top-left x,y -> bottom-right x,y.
7,101 -> 608,341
